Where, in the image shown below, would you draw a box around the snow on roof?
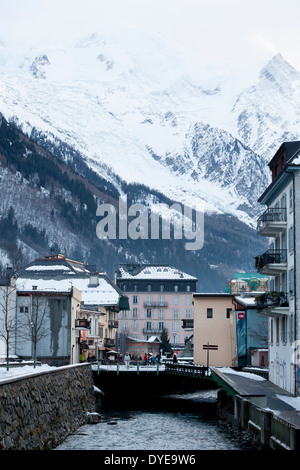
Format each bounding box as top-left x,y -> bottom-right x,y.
118,264 -> 197,280
235,296 -> 257,307
15,276 -> 121,306
26,265 -> 72,271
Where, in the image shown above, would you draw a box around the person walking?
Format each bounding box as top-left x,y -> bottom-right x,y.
124,352 -> 131,370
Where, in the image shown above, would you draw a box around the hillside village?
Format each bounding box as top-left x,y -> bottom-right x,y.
0,140 -> 300,398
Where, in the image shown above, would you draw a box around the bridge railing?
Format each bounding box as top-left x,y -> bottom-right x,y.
165,363 -> 210,377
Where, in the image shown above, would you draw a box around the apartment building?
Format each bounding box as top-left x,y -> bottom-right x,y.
115,263 -> 197,351
255,141 -> 300,395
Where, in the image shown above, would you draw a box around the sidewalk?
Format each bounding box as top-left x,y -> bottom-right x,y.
212,367 -> 300,429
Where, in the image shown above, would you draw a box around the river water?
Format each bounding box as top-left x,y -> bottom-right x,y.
55,389 -> 260,451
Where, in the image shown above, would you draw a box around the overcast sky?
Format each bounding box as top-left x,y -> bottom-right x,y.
1,0 -> 300,70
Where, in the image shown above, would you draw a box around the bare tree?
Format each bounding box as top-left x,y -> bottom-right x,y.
19,294 -> 51,367
248,320 -> 269,345
0,279 -> 17,371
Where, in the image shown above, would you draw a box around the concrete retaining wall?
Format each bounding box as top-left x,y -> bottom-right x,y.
0,363 -> 96,450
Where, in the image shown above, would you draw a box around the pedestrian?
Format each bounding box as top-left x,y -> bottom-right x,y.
144,353 -> 148,364
173,354 -> 177,363
125,352 -> 131,370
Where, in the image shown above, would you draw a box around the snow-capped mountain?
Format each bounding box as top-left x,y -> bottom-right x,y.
0,29 -> 300,231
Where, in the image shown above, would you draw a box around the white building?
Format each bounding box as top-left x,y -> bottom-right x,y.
256,141 -> 300,395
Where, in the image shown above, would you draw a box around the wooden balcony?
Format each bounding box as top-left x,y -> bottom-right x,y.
255,249 -> 287,275
257,208 -> 287,237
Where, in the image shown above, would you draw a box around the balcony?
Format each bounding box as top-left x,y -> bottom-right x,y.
256,291 -> 289,316
108,320 -> 119,328
75,319 -> 91,330
182,319 -> 193,329
255,249 -> 287,275
257,208 -> 287,237
143,301 -> 168,308
103,338 -> 115,347
142,328 -> 163,335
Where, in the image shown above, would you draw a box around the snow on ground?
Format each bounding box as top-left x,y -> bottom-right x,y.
0,363 -> 54,381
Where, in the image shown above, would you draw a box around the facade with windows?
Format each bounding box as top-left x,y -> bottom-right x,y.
255,141 -> 300,395
2,254 -> 129,365
115,264 -> 197,350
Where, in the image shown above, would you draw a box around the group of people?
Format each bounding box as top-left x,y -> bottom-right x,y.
143,352 -> 161,365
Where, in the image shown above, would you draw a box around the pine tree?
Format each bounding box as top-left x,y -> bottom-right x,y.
160,327 -> 173,355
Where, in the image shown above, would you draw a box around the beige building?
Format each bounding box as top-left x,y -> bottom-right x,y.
193,293 -> 237,367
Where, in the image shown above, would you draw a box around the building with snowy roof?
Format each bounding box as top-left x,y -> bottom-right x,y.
115,263 -> 197,352
13,254 -> 129,365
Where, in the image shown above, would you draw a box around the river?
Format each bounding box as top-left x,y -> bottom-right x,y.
55,389 -> 261,451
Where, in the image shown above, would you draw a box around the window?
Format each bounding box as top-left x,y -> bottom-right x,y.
282,316 -> 287,344
158,309 -> 165,318
270,319 -> 273,345
207,308 -> 213,319
147,284 -> 152,292
289,187 -> 293,210
173,322 -> 179,332
20,306 -> 29,313
158,322 -> 165,331
146,322 -> 152,331
173,295 -> 179,305
134,284 -> 138,292
186,285 -> 190,292
173,308 -> 179,318
159,295 -> 165,306
276,317 -> 280,344
146,295 -> 152,306
185,308 -> 192,318
289,268 -> 294,294
174,285 -> 178,292
226,308 -> 232,319
185,295 -> 192,306
146,308 -> 152,318
160,284 -> 164,292
122,284 -> 127,291
289,226 -> 294,253
132,320 -> 139,331
132,295 -> 139,304
132,308 -> 138,317
121,321 -> 128,331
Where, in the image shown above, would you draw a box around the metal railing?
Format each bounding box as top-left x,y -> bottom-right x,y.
256,291 -> 289,310
255,249 -> 287,270
257,207 -> 287,232
165,363 -> 210,377
143,301 -> 168,308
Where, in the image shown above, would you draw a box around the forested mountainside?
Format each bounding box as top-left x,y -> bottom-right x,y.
0,114 -> 266,291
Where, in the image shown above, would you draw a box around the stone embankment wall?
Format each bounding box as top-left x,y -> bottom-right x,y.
0,364 -> 96,450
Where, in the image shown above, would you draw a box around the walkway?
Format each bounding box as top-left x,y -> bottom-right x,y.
211,367 -> 300,429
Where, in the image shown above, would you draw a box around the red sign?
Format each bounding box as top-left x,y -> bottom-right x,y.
237,312 -> 245,320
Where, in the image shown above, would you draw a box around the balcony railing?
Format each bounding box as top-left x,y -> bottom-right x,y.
182,319 -> 194,329
108,320 -> 119,328
256,291 -> 289,310
103,338 -> 115,347
142,328 -> 164,335
75,319 -> 91,330
255,249 -> 287,275
257,208 -> 287,237
143,301 -> 168,308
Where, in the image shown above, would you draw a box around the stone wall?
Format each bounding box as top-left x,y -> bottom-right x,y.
0,363 -> 96,450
